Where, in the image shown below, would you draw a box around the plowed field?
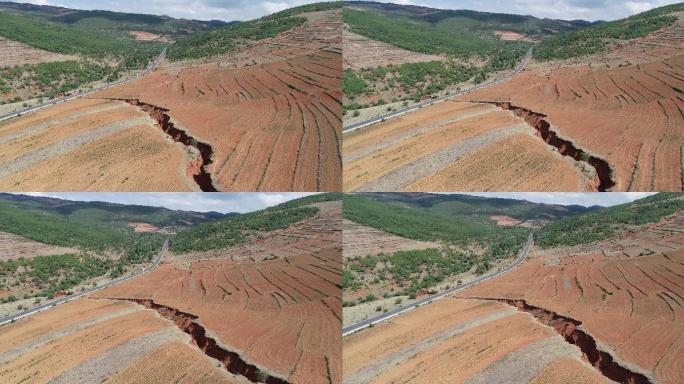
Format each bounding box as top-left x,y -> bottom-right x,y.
345,210 -> 684,384
97,10 -> 342,191
459,13 -> 684,192
1,201 -> 342,384
0,9 -> 342,192
0,231 -> 76,260
344,298 -> 609,384
345,13 -> 684,192
343,101 -> 585,191
0,298 -> 236,384
453,211 -> 684,384
0,98 -> 194,191
342,220 -> 440,259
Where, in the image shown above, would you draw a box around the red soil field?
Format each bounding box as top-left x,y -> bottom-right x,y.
0,98 -> 194,191
344,297 -> 608,384
344,210 -> 684,383
460,14 -> 684,191
0,298 -> 236,383
0,201 -> 342,384
97,10 -> 342,191
95,201 -> 343,384
455,210 -> 684,384
0,9 -> 341,192
343,101 -> 584,191
345,13 -> 684,192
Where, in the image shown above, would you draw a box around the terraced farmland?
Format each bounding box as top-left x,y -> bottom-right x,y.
96,9 -> 342,192
460,11 -> 684,192
97,200 -> 342,384
454,210 -> 684,384
343,101 -> 586,191
0,231 -> 76,260
344,9 -> 684,192
0,8 -> 342,192
342,220 -> 440,259
344,201 -> 684,384
0,200 -> 342,384
0,98 -> 195,191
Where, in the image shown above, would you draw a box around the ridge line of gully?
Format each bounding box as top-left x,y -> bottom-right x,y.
466,297 -> 652,384
471,101 -> 616,192
107,297 -> 290,384
99,97 -> 218,192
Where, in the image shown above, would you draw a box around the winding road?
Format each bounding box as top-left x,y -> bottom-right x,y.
0,47 -> 167,123
342,233 -> 534,336
0,238 -> 169,327
343,47 -> 533,134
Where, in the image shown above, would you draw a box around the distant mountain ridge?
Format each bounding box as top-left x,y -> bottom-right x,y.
0,193 -> 236,228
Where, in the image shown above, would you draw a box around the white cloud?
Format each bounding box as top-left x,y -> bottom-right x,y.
14,192 -> 319,213
459,192 -> 657,207
368,0 -> 682,21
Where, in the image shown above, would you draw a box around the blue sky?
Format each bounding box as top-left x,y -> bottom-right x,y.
19,0 -> 682,21
21,192 -> 318,213
17,192 -> 656,212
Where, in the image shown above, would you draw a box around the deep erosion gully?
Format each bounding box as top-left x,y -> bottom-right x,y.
101,98 -> 218,192
468,297 -> 653,384
474,101 -> 616,191
108,298 -> 288,384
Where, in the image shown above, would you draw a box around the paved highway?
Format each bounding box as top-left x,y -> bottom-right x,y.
342,233 -> 534,336
0,47 -> 167,123
343,47 -> 533,134
0,238 -> 169,327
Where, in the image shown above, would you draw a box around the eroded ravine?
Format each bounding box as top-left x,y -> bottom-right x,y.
468,297 -> 652,384
109,298 -> 289,384
101,98 -> 218,192
473,101 -> 616,191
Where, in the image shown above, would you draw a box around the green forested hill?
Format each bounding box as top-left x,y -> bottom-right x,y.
534,3 -> 683,60
168,1 -> 341,60
536,193 -> 684,247
170,192 -> 342,252
0,1 -> 225,37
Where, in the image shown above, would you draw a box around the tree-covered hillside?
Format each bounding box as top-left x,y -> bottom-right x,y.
534,3 -> 683,60
536,193 -> 684,247
168,1 -> 341,60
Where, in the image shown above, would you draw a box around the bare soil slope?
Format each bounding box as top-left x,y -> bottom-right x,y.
455,211 -> 684,384
0,231 -> 76,260
344,210 -> 684,384
343,101 -> 586,191
460,13 -> 684,191
344,12 -> 684,192
0,9 -> 342,192
0,36 -> 76,67
97,9 -> 342,192
0,98 -> 195,191
0,202 -> 342,384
